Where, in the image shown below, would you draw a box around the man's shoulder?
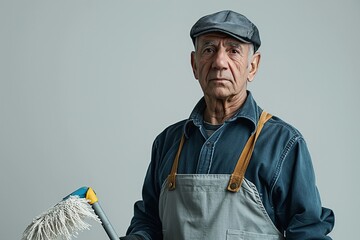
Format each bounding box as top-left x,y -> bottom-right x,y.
154,119 -> 187,145
162,119 -> 187,135
265,114 -> 304,141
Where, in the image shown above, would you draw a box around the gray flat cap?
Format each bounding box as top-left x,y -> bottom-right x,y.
190,10 -> 261,51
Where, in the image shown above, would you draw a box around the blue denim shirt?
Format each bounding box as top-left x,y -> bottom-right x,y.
126,92 -> 334,239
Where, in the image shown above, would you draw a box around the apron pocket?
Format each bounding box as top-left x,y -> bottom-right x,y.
226,229 -> 281,240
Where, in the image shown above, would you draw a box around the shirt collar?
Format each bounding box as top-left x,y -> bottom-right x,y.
183,91 -> 262,138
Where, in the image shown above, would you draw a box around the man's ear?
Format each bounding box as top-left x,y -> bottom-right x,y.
191,51 -> 199,80
247,52 -> 261,82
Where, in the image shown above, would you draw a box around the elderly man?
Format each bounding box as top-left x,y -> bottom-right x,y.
121,10 -> 334,240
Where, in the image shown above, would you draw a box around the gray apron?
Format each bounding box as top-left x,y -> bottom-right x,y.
159,111 -> 284,240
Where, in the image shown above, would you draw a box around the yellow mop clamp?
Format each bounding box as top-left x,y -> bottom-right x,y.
85,187 -> 98,204
22,187 -> 119,240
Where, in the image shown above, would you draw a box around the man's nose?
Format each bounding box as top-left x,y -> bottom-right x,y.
212,49 -> 228,70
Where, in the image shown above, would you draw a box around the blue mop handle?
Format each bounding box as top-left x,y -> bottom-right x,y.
66,187 -> 119,240
92,201 -> 119,240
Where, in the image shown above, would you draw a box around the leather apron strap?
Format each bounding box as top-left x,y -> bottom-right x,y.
167,134 -> 185,190
227,111 -> 272,192
167,111 -> 272,192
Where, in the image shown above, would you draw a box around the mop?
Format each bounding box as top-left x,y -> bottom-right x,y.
22,187 -> 119,240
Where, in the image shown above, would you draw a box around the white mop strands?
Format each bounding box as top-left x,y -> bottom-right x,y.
22,195 -> 101,240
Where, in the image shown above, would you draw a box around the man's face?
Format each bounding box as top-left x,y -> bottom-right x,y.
191,33 -> 260,102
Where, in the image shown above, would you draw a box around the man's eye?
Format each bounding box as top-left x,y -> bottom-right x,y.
203,48 -> 214,53
230,49 -> 240,54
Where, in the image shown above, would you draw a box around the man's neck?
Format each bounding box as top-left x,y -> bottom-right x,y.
203,93 -> 247,125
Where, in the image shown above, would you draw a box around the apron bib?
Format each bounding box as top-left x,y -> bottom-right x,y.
159,111 -> 284,240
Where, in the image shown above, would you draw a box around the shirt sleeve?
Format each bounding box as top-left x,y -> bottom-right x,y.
273,136 -> 335,239
123,139 -> 163,240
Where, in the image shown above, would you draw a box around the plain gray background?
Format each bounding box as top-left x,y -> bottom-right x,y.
1,0 -> 359,239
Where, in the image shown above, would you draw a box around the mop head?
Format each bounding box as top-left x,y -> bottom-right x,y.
22,195 -> 101,240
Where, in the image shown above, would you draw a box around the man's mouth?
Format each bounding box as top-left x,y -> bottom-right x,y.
209,78 -> 230,83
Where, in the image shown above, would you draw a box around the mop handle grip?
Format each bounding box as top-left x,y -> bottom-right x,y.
92,201 -> 120,240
